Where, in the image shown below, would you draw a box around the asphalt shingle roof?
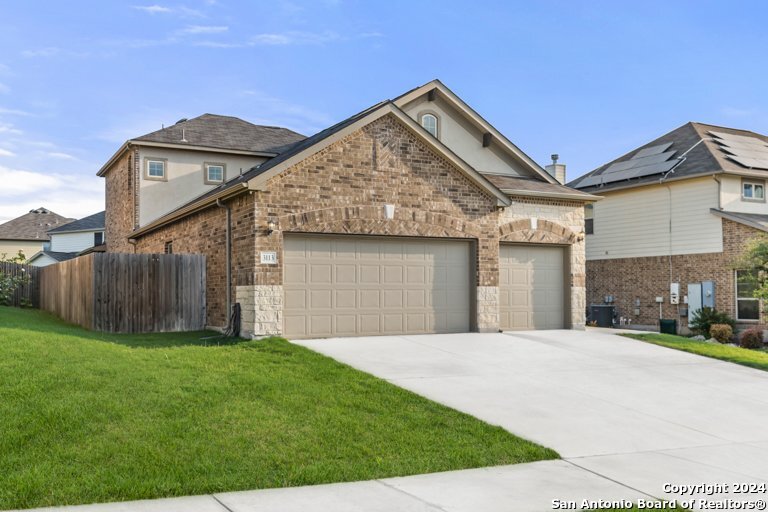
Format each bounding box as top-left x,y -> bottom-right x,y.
48,211 -> 105,234
483,174 -> 596,199
132,114 -> 306,154
569,122 -> 768,193
0,208 -> 74,241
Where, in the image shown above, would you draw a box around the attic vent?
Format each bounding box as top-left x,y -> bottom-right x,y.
175,118 -> 188,125
30,207 -> 50,214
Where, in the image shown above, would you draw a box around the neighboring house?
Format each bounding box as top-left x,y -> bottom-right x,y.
27,211 -> 105,267
101,80 -> 597,338
569,122 -> 768,331
97,114 -> 305,241
0,207 -> 73,261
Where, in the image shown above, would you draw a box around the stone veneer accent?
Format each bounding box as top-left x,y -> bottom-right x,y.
236,285 -> 283,337
586,218 -> 764,331
476,286 -> 500,332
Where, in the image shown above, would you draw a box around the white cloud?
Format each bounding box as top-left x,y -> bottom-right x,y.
177,25 -> 228,35
0,165 -> 104,223
46,152 -> 76,160
21,47 -> 62,58
0,148 -> 16,157
0,107 -> 32,116
132,4 -> 172,14
0,166 -> 61,196
250,30 -> 340,46
0,123 -> 22,135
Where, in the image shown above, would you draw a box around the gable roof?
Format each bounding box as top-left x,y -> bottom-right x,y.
710,209 -> 768,233
129,81 -> 592,239
569,122 -> 768,193
27,250 -> 80,264
48,211 -> 105,234
393,80 -> 560,185
97,114 -> 306,176
131,101 -> 515,238
0,208 -> 74,241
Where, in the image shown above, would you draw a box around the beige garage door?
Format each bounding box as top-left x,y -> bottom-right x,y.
284,235 -> 471,338
499,244 -> 566,330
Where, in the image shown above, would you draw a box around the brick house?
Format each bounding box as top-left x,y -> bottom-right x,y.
100,80 -> 597,338
569,122 -> 768,332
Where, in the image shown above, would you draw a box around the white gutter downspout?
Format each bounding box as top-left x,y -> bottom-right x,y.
216,199 -> 232,330
658,138 -> 716,316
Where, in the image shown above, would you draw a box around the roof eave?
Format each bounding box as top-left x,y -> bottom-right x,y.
710,208 -> 768,233
573,170 -> 724,194
48,227 -> 104,235
128,140 -> 279,157
501,189 -> 602,202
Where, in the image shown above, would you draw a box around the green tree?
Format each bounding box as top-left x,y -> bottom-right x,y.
0,251 -> 30,306
734,235 -> 768,303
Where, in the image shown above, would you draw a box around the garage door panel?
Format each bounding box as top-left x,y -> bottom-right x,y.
284,235 -> 471,338
500,244 -> 565,331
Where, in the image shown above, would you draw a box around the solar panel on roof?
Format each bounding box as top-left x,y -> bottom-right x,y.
725,155 -> 768,171
709,130 -> 768,170
631,160 -> 678,179
633,143 -> 673,159
603,150 -> 677,174
576,175 -> 603,187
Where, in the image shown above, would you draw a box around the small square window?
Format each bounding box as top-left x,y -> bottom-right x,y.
742,181 -> 765,201
148,160 -> 165,177
164,241 -> 173,254
94,232 -> 104,246
205,163 -> 225,184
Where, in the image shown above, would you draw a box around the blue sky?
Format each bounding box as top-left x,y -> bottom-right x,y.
1,0 -> 767,223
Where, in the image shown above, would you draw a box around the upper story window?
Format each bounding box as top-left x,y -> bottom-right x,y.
144,158 -> 167,181
742,180 -> 765,202
419,112 -> 439,138
205,162 -> 226,184
584,204 -> 594,235
736,269 -> 760,321
94,232 -> 104,246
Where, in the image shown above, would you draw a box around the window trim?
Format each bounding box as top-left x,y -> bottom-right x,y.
741,178 -> 766,203
164,241 -> 173,254
417,111 -> 440,139
735,269 -> 761,322
584,204 -> 594,235
143,157 -> 168,182
204,162 -> 226,185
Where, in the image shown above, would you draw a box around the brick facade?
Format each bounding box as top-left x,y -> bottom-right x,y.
104,148 -> 139,253
586,218 -> 764,331
111,113 -> 588,335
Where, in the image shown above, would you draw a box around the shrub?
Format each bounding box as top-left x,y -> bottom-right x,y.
709,324 -> 733,343
689,307 -> 735,337
739,328 -> 764,349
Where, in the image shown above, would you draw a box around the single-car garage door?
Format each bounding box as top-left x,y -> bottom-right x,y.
284,234 -> 471,338
499,244 -> 566,330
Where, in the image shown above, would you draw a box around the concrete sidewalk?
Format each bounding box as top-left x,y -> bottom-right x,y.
13,461 -> 649,512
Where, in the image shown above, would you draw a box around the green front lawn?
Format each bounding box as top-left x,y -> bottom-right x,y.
622,332 -> 768,372
0,306 -> 557,509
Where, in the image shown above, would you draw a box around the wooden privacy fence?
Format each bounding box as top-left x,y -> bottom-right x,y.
39,253 -> 206,333
0,261 -> 41,307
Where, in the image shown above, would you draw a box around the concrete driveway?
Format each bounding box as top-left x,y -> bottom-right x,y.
295,329 -> 768,508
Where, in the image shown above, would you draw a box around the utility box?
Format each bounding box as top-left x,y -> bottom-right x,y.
590,305 -> 615,328
659,319 -> 677,335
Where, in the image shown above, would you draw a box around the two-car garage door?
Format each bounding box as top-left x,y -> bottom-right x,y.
284,235 -> 471,338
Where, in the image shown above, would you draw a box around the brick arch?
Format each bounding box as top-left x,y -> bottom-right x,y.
278,205 -> 483,239
499,218 -> 577,244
